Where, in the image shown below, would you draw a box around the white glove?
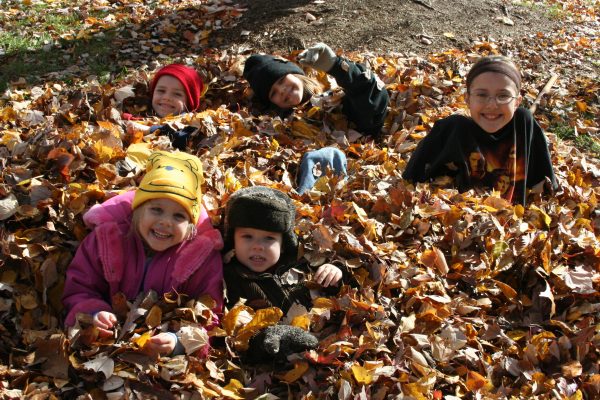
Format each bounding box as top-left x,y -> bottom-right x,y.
297,43 -> 337,72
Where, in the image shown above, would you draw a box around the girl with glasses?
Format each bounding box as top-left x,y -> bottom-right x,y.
403,56 -> 557,204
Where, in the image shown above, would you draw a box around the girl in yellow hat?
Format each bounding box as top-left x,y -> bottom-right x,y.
63,151 -> 223,357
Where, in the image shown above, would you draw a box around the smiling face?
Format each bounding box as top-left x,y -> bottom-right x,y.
466,72 -> 522,134
135,198 -> 191,252
151,75 -> 188,117
269,74 -> 304,109
234,227 -> 282,273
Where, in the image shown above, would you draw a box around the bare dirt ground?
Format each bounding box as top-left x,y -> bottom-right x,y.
211,0 -> 562,56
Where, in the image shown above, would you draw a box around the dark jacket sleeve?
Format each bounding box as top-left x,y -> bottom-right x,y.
149,124 -> 197,151
516,108 -> 558,190
223,263 -> 245,310
327,56 -> 389,136
403,117 -> 453,182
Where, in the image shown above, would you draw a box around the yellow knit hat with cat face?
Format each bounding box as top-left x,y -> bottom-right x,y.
132,151 -> 204,224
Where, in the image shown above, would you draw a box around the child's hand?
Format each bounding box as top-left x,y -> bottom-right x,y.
313,263 -> 343,287
93,311 -> 117,337
297,43 -> 337,72
143,333 -> 177,357
126,120 -> 151,135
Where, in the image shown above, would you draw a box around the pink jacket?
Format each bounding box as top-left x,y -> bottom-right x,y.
62,191 -> 223,327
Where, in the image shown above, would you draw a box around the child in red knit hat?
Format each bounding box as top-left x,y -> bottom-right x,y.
124,64 -> 205,150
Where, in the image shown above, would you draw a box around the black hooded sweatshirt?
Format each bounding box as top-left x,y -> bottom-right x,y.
403,107 -> 557,205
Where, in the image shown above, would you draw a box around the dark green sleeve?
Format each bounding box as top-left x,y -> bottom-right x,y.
327,57 -> 389,136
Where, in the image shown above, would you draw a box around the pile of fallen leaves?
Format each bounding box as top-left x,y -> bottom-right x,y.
1,1 -> 600,399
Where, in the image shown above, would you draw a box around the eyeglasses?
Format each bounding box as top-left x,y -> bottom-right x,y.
470,93 -> 518,105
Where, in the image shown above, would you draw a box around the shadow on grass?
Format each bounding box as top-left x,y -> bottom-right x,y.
0,0 -> 314,92
0,29 -> 121,91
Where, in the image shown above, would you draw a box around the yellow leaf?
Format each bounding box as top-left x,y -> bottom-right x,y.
290,314 -> 310,330
568,390 -> 584,400
222,304 -> 255,336
402,382 -> 428,400
0,107 -> 17,123
240,307 -> 282,332
97,121 -> 121,138
0,130 -> 21,151
133,331 -> 152,348
351,364 -> 374,384
221,379 -> 245,399
540,239 -> 552,274
514,204 -> 524,218
312,298 -> 336,309
235,307 -> 282,351
291,120 -> 320,139
313,176 -> 331,193
506,330 -> 528,341
224,169 -> 242,192
93,141 -> 114,163
529,205 -> 551,229
95,163 -> 117,188
306,106 -> 321,118
126,143 -> 152,168
278,361 -> 309,383
270,137 -> 279,151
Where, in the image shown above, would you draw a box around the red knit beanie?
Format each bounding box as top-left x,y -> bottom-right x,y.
150,64 -> 205,113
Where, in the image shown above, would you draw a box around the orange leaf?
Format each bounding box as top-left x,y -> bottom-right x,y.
351,364 -> 374,385
493,280 -> 517,300
97,120 -> 121,138
575,101 -> 587,112
47,147 -> 74,181
420,247 -> 449,275
466,370 -> 488,391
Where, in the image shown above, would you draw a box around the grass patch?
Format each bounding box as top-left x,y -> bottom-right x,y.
511,0 -> 572,20
0,30 -> 120,91
553,124 -> 600,158
0,2 -> 123,90
0,6 -> 111,56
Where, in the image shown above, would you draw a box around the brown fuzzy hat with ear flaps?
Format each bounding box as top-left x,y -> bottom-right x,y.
224,186 -> 298,267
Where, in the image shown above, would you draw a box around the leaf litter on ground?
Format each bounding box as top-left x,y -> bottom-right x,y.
0,0 -> 600,399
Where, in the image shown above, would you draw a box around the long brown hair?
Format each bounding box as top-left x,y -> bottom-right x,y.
293,74 -> 323,103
